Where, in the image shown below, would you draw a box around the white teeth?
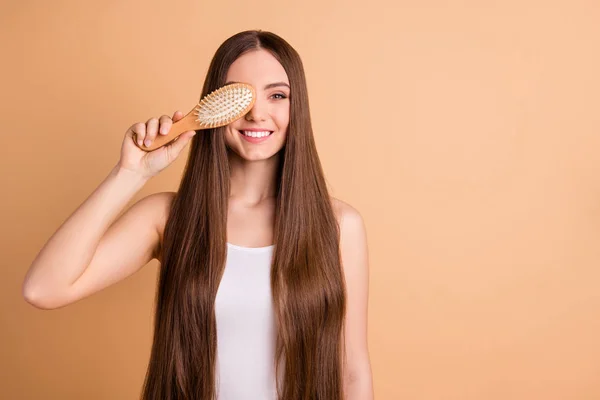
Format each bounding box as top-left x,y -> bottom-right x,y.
242,130 -> 272,138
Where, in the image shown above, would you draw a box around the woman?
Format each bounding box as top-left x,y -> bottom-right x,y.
23,30 -> 373,399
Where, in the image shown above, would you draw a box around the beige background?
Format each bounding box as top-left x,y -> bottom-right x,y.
2,0 -> 600,399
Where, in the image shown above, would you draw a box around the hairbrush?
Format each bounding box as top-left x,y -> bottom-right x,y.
134,82 -> 256,151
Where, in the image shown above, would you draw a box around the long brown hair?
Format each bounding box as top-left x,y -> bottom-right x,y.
140,30 -> 347,400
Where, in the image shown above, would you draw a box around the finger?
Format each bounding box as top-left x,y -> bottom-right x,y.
172,110 -> 184,122
144,117 -> 159,148
158,114 -> 172,136
130,122 -> 146,147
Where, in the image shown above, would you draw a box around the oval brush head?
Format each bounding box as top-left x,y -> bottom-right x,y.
135,82 -> 256,151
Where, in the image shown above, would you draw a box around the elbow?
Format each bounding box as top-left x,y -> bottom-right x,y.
22,284 -> 52,310
22,281 -> 64,310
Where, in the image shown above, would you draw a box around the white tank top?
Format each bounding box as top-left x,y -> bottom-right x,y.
214,242 -> 280,399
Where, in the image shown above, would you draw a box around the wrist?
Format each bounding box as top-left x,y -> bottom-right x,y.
112,163 -> 152,185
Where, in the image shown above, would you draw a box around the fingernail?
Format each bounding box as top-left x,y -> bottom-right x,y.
144,139 -> 151,147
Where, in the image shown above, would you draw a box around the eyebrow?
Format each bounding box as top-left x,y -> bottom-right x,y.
225,81 -> 290,90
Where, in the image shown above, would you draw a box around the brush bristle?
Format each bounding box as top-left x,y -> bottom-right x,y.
194,83 -> 255,128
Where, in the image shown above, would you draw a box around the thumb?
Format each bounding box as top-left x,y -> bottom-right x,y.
166,130 -> 196,158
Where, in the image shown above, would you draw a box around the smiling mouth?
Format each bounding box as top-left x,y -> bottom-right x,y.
237,129 -> 274,142
238,130 -> 273,137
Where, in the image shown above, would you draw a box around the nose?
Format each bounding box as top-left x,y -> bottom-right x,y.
244,98 -> 267,122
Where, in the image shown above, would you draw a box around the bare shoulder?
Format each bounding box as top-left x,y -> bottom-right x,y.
330,196 -> 368,268
154,190 -> 177,231
148,191 -> 177,262
330,196 -> 366,234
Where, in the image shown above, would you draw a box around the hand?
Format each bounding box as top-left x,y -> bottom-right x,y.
118,110 -> 196,179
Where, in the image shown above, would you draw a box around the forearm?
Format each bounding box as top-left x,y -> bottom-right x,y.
22,164 -> 148,302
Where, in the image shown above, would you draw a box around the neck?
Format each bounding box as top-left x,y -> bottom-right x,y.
227,151 -> 280,206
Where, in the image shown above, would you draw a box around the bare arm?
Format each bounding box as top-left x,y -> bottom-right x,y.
337,200 -> 374,399
22,110 -> 194,310
22,164 -> 162,310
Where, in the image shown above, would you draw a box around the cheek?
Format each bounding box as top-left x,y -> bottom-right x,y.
274,109 -> 290,131
224,127 -> 237,147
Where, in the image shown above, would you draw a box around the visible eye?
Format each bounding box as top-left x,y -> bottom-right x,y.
271,93 -> 287,100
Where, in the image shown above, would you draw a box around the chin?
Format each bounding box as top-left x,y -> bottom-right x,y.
245,150 -> 282,161
234,145 -> 285,161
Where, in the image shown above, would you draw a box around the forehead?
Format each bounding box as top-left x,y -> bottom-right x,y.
226,49 -> 289,87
